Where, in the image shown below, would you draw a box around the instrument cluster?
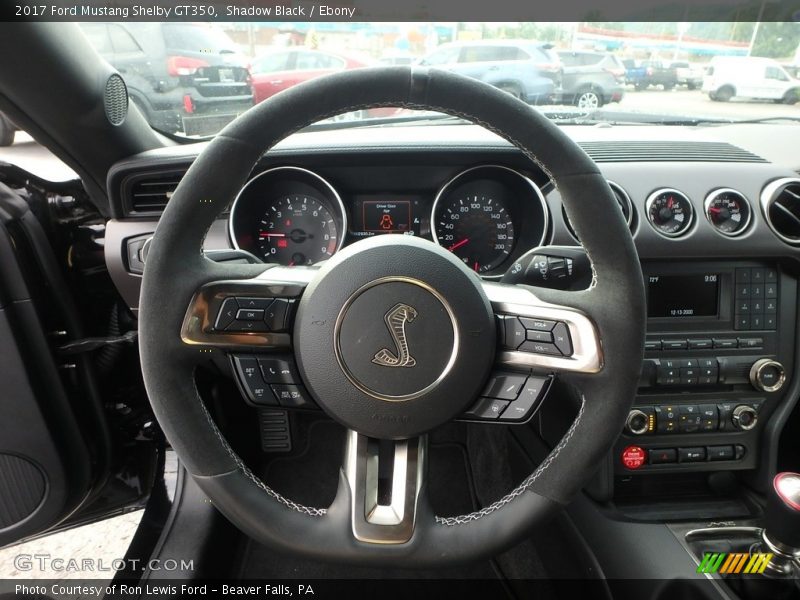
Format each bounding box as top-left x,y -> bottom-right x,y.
229,164 -> 550,275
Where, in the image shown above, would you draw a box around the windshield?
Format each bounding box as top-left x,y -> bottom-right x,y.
79,21 -> 800,137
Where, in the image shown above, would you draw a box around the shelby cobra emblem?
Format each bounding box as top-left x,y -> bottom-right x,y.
372,303 -> 418,368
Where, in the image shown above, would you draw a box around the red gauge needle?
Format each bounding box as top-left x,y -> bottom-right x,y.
709,207 -> 722,213
259,232 -> 286,238
473,261 -> 480,272
448,238 -> 469,251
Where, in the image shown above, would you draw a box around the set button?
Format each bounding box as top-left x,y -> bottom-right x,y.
231,355 -> 315,409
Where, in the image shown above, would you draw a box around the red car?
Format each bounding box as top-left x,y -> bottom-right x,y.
249,49 -> 373,103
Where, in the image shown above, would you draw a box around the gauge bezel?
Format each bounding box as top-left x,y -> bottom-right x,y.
645,188 -> 694,239
228,166 -> 347,263
703,188 -> 752,238
563,180 -> 634,240
430,164 -> 549,275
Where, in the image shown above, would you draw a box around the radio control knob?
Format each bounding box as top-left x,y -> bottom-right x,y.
732,405 -> 758,431
750,359 -> 786,392
625,409 -> 649,435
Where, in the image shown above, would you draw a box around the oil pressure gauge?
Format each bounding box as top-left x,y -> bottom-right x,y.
704,188 -> 751,237
646,188 -> 694,238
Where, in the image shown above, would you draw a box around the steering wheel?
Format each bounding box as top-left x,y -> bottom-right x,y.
139,67 -> 645,566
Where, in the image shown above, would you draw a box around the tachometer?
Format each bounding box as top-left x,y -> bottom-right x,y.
704,188 -> 751,237
434,195 -> 515,273
646,188 -> 694,238
256,195 -> 338,265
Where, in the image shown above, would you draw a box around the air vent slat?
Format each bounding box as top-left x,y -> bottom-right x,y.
578,141 -> 766,163
762,178 -> 800,245
128,172 -> 183,214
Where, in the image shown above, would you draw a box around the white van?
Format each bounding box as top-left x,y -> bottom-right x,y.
702,56 -> 799,104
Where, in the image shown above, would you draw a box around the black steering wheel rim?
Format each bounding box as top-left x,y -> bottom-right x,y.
138,66 -> 645,566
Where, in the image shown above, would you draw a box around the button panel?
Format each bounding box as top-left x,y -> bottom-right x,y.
461,372 -> 550,423
231,354 -> 316,409
625,400 -> 763,435
498,316 -> 574,357
214,297 -> 296,333
734,267 -> 777,331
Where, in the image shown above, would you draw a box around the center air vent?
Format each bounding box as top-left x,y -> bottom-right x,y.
563,180 -> 634,240
761,178 -> 800,245
127,172 -> 183,215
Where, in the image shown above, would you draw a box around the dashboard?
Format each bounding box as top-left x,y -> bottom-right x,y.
104,122 -> 800,506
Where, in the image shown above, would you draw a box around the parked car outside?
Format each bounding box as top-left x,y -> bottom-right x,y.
0,111 -> 16,146
670,61 -> 705,90
556,50 -> 625,108
623,58 -> 678,90
703,56 -> 800,104
418,40 -> 562,105
249,49 -> 374,103
377,50 -> 416,66
79,23 -> 253,136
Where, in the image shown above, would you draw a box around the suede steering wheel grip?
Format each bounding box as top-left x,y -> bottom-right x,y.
138,66 -> 646,565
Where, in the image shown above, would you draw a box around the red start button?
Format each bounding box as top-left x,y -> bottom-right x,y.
622,445 -> 647,470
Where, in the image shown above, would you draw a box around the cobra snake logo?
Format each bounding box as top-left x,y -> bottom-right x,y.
372,303 -> 418,368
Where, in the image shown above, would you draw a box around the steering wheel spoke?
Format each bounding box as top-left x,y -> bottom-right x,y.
342,431 -> 427,545
482,280 -> 604,375
180,264 -> 316,351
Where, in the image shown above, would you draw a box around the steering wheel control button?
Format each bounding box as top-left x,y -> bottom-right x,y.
237,297 -> 273,310
464,397 -> 509,420
552,322 -> 573,356
649,448 -> 678,465
232,356 -> 274,405
227,319 -> 269,333
482,373 -> 527,400
265,298 -> 292,332
236,308 -> 264,321
526,329 -> 553,343
621,446 -> 647,470
499,376 -> 549,422
518,340 -> 560,355
500,316 -> 527,350
271,384 -> 315,409
257,357 -> 299,384
519,317 -> 556,332
215,297 -> 239,330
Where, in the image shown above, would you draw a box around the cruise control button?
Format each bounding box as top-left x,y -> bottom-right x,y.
271,384 -> 315,409
679,447 -> 706,462
519,318 -> 556,332
464,397 -> 509,420
232,356 -> 274,405
257,357 -> 299,384
482,373 -> 528,400
518,341 -> 561,355
552,322 -> 572,356
501,376 -> 548,421
215,297 -> 239,330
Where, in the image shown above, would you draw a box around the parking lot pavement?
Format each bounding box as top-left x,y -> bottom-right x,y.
603,88 -> 799,121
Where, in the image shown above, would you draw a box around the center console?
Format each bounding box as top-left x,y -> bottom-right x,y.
614,261 -> 796,477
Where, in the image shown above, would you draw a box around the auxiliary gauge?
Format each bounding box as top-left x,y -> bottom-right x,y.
645,188 -> 694,238
704,188 -> 751,237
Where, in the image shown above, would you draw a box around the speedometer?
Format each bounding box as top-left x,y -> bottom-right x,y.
256,195 -> 338,265
434,195 -> 515,273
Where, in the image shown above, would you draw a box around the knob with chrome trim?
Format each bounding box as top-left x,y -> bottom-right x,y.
732,405 -> 758,431
625,409 -> 649,435
750,358 -> 786,392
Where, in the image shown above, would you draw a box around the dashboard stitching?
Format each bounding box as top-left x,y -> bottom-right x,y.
192,373 -> 327,517
435,397 -> 585,526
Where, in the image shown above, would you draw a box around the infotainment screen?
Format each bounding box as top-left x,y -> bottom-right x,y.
647,274 -> 720,318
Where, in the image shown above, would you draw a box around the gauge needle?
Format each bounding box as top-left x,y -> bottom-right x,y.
259,232 -> 286,238
448,238 -> 469,251
473,261 -> 479,272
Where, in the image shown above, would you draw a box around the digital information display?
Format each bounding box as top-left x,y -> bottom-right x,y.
647,274 -> 720,318
362,200 -> 412,233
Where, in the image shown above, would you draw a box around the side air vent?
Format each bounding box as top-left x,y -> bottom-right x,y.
127,172 -> 183,215
761,178 -> 800,245
563,180 -> 634,240
579,141 -> 767,163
